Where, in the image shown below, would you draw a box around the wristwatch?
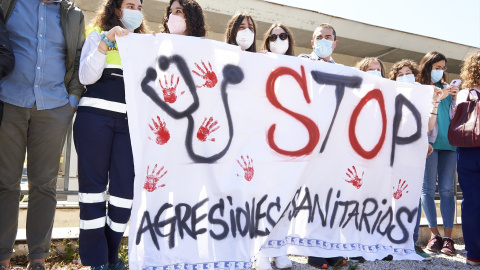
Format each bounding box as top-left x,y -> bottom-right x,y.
100,32 -> 115,48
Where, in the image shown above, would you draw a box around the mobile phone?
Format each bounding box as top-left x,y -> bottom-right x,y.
450,79 -> 461,87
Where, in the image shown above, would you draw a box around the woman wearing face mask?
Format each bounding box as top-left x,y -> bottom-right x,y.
418,51 -> 459,257
355,57 -> 385,78
225,12 -> 257,52
389,59 -> 418,83
74,0 -> 148,269
388,59 -> 445,261
162,0 -> 207,37
261,23 -> 295,56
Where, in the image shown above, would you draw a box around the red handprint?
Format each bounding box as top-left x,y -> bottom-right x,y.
192,60 -> 218,88
197,117 -> 220,142
143,164 -> 168,192
236,155 -> 254,181
393,179 -> 409,199
344,166 -> 364,189
159,74 -> 185,103
148,116 -> 170,145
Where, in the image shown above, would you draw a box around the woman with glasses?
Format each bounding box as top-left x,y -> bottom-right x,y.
418,51 -> 459,257
261,23 -> 295,56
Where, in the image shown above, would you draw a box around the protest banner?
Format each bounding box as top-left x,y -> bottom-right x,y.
117,33 -> 430,270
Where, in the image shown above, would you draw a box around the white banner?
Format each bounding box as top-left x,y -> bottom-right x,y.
117,34 -> 431,270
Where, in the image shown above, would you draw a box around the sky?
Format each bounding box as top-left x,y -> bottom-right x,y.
266,0 -> 480,48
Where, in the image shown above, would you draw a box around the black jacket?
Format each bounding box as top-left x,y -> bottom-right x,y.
0,6 -> 14,79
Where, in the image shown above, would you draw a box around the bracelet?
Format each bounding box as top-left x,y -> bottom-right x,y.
430,113 -> 438,115
100,32 -> 115,48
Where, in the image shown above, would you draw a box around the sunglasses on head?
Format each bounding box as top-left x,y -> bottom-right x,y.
268,32 -> 289,42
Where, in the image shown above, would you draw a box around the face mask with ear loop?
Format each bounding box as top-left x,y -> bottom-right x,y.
167,13 -> 187,35
314,38 -> 333,58
270,39 -> 289,54
236,28 -> 255,50
431,69 -> 444,83
119,9 -> 143,31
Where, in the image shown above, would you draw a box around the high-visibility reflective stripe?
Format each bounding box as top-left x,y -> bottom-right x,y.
106,64 -> 122,69
78,97 -> 127,114
107,216 -> 127,233
78,192 -> 106,203
109,195 -> 133,209
80,216 -> 106,230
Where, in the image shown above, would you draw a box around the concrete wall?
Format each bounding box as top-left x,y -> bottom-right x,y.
71,0 -> 478,80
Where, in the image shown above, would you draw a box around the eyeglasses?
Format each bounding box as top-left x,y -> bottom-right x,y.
433,67 -> 448,71
268,32 -> 289,42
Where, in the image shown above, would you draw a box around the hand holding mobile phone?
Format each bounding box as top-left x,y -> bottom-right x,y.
450,79 -> 461,87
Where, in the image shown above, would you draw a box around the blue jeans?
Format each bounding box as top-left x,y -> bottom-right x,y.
421,149 -> 456,229
413,199 -> 421,244
457,147 -> 480,260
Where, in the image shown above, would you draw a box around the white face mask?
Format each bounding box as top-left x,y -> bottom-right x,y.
367,70 -> 382,78
396,74 -> 416,84
269,39 -> 289,55
236,28 -> 255,50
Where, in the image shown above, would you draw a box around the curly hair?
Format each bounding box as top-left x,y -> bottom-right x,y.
355,57 -> 386,78
460,51 -> 480,89
224,12 -> 257,52
418,51 -> 447,85
389,59 -> 419,80
90,0 -> 149,33
162,0 -> 207,37
261,23 -> 295,56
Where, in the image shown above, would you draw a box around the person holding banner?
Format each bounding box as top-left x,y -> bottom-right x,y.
261,23 -> 295,56
299,23 -> 337,63
355,57 -> 386,78
74,0 -> 149,269
256,22 -> 297,270
161,0 -> 207,37
225,12 -> 257,52
389,59 -> 419,83
297,23 -> 347,269
389,59 -> 435,261
455,51 -> 480,266
418,51 -> 459,256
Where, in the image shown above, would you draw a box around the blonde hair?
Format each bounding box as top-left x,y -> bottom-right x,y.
355,57 -> 385,78
389,59 -> 419,80
460,51 -> 480,89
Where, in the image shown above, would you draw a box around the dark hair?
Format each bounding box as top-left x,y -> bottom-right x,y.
418,51 -> 448,85
224,12 -> 257,52
91,0 -> 149,33
314,23 -> 336,41
261,23 -> 295,56
389,59 -> 419,80
162,0 -> 207,37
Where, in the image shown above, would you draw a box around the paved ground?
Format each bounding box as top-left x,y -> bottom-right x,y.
10,238 -> 476,269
